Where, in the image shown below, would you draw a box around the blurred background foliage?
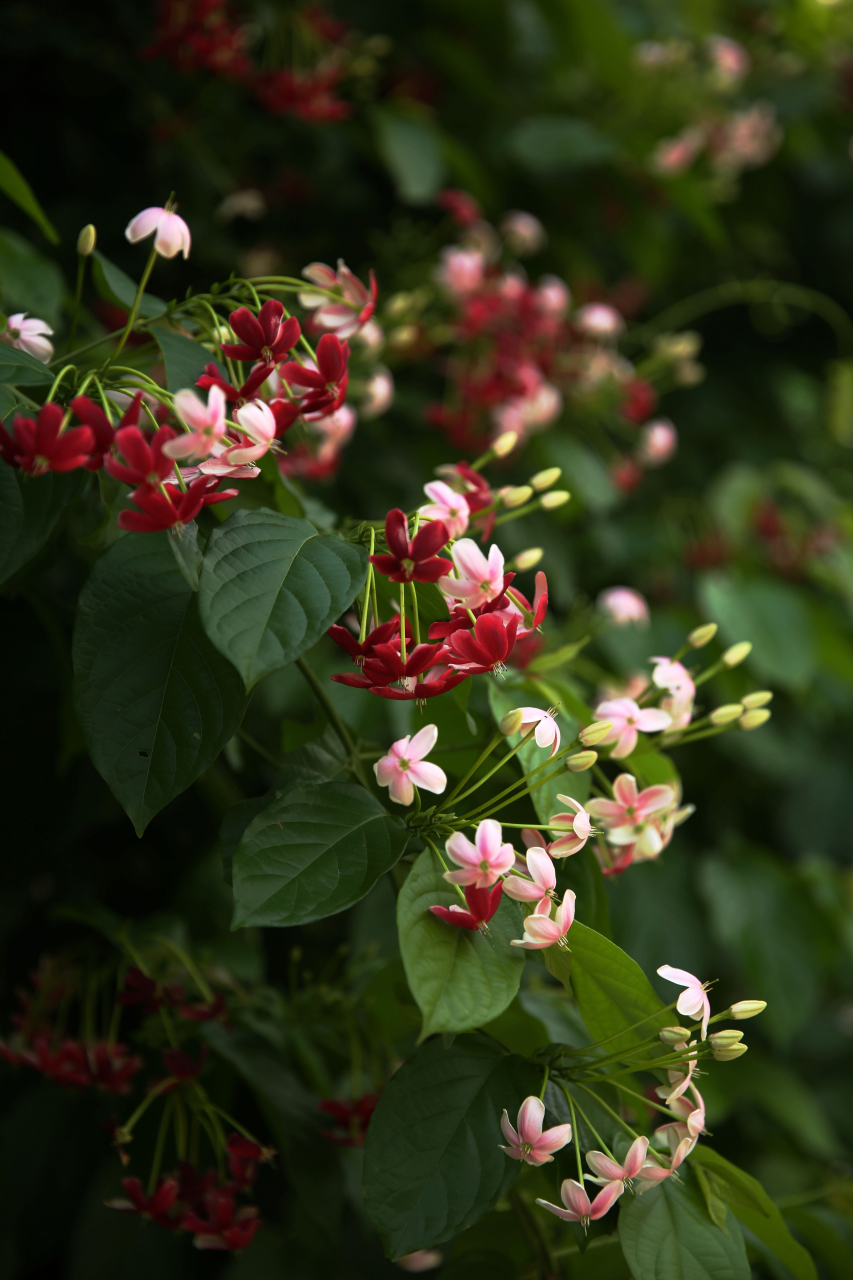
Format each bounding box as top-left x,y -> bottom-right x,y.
5,0 -> 853,1276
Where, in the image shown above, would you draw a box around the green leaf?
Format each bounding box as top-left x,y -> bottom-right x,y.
506,116 -> 616,174
73,531 -> 247,835
398,848 -> 525,1039
0,464 -> 82,585
0,340 -> 54,385
0,228 -> 64,326
698,571 -> 816,692
198,509 -> 368,690
231,781 -> 408,928
363,1033 -> 538,1258
556,921 -> 669,1052
690,1147 -> 817,1280
91,250 -> 167,320
0,385 -> 14,419
783,1206 -> 852,1280
167,521 -> 203,590
0,151 -> 59,244
372,107 -> 447,204
619,1175 -> 750,1280
153,327 -> 214,392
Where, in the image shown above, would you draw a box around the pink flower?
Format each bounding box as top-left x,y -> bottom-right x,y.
638,419 -> 678,466
500,210 -> 546,256
503,846 -> 556,911
125,206 -> 191,259
395,1250 -> 444,1272
518,708 -> 560,757
511,889 -> 575,950
586,1135 -> 650,1185
438,540 -> 506,609
374,724 -> 447,806
657,965 -> 711,1039
165,386 -> 228,461
574,303 -> 625,339
587,773 -> 676,856
299,260 -> 377,338
706,34 -> 750,87
547,795 -> 593,857
4,312 -> 53,363
444,819 -> 515,888
436,247 -> 485,295
535,1178 -> 624,1226
224,399 -> 278,464
651,657 -> 695,730
593,698 -> 672,758
535,275 -> 571,317
597,587 -> 649,626
651,128 -> 705,175
419,480 -> 470,540
362,366 -> 394,419
500,1096 -> 572,1166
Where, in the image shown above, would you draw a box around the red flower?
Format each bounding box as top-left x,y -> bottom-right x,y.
118,965 -> 183,1015
27,1036 -> 91,1088
118,476 -> 238,533
611,456 -> 644,493
280,334 -> 349,415
437,189 -> 482,227
621,378 -> 657,424
178,992 -> 227,1022
0,403 -> 94,475
441,612 -> 520,675
427,574 -> 517,641
319,1094 -> 379,1146
370,665 -> 468,702
226,1133 -> 274,1189
88,1042 -> 143,1094
430,881 -> 504,930
181,1186 -> 261,1251
221,301 -> 301,364
105,425 -> 177,487
327,617 -> 407,665
370,508 -> 452,583
196,361 -> 274,407
161,1045 -> 209,1082
143,0 -> 251,79
255,67 -> 351,122
331,640 -> 443,690
106,1176 -> 179,1227
70,393 -> 143,471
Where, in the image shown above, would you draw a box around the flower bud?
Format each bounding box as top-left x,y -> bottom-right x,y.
77,224 -> 97,256
730,1000 -> 766,1020
741,690 -> 772,709
740,708 -> 771,730
500,709 -> 524,736
529,466 -> 562,491
659,1026 -> 690,1045
493,431 -> 519,457
722,641 -> 752,667
580,720 -> 613,746
567,750 -> 597,772
710,703 -> 744,726
709,1029 -> 744,1049
513,547 -> 544,571
712,1042 -> 748,1061
502,485 -> 534,508
688,622 -> 717,648
541,489 -> 570,510
388,324 -> 419,349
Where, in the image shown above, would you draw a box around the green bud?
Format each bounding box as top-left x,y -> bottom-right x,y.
500,709 -> 524,736
579,720 -> 613,746
688,622 -> 717,648
659,1026 -> 690,1045
513,547 -> 543,571
712,1042 -> 749,1061
741,690 -> 772,709
710,703 -> 744,726
567,750 -> 597,772
77,224 -> 97,256
502,484 -> 534,508
492,431 -> 519,458
540,489 -> 570,510
709,1029 -> 744,1049
740,708 -> 771,731
529,466 -> 561,491
730,1000 -> 766,1020
723,641 -> 752,667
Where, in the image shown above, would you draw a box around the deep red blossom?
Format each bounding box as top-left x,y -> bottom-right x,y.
370,508 -> 452,583
161,1045 -> 209,1082
181,1186 -> 261,1251
437,188 -> 482,227
143,0 -> 251,79
370,665 -> 468,702
280,333 -> 349,415
0,403 -> 95,475
221,302 -> 301,364
611,456 -> 644,493
255,67 -> 351,122
106,1176 -> 179,1227
118,966 -> 183,1015
179,993 -> 227,1022
440,612 -> 519,674
87,1042 -> 143,1094
176,1161 -> 219,1207
506,571 -> 548,631
196,361 -> 274,407
226,1133 -> 275,1189
430,881 -> 504,930
105,425 -> 177,487
427,574 -> 517,641
331,641 -> 443,691
26,1036 -> 91,1088
118,477 -> 238,533
327,617 -> 407,665
70,393 -> 143,471
319,1094 -> 379,1146
621,378 -> 657,424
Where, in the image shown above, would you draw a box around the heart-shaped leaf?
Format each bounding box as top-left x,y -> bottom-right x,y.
198,509 -> 368,690
0,342 -> 54,385
398,848 -> 525,1038
363,1033 -> 538,1258
231,780 -> 408,927
619,1175 -> 750,1280
73,531 -> 247,834
0,463 -> 82,585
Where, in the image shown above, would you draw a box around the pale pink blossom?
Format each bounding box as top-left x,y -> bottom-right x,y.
419,481 -> 470,540
298,260 -> 375,338
374,724 -> 447,807
500,210 -> 546,256
503,846 -> 556,912
511,889 -> 575,950
593,697 -> 671,758
638,419 -> 678,466
165,385 -> 228,462
438,540 -> 505,609
517,708 -> 560,758
597,587 -> 649,627
498,271 -> 527,302
535,1178 -> 624,1226
711,103 -> 781,178
547,795 -> 593,857
706,35 -> 751,88
500,1096 -> 572,1166
395,1250 -> 444,1272
651,657 -> 695,730
436,247 -> 485,296
657,965 -> 711,1039
535,275 -> 571,316
587,773 -> 676,856
637,1119 -> 698,1189
362,366 -> 394,419
125,206 -> 191,259
492,382 -> 562,439
651,127 -> 705,176
574,303 -> 625,339
669,1086 -> 706,1139
586,1135 -> 649,1185
445,819 -> 515,888
4,312 -> 53,363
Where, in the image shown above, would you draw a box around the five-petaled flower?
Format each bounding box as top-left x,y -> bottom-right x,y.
440,612 -> 519,675
180,1186 -> 261,1251
586,1136 -> 650,1186
535,1178 -> 624,1227
548,795 -> 593,857
500,1096 -> 572,1165
587,774 -> 676,859
106,1176 -> 179,1227
220,300 -> 301,364
657,965 -> 712,1040
0,404 -> 94,475
419,480 -> 470,540
429,881 -> 504,931
593,697 -> 672,758
299,260 -> 378,336
118,476 -> 238,533
280,333 -> 350,415
164,385 -> 229,462
511,889 -> 575,950
444,819 -> 516,888
4,311 -> 54,363
370,509 -> 452,583
105,424 -> 178,487
374,724 -> 448,806
126,205 -> 192,259
438,539 -> 506,609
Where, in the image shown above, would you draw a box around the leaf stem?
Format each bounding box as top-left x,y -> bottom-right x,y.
295,657 -> 368,787
107,243 -> 159,368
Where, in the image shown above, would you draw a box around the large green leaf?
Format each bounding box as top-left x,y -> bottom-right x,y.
699,571 -> 816,691
73,531 -> 247,835
91,251 -> 167,320
398,848 -> 525,1039
506,116 -> 616,174
198,509 -> 368,690
0,228 -> 64,325
690,1147 -> 817,1280
372,107 -> 446,204
0,340 -> 53,385
153,327 -> 215,392
0,464 -> 82,585
231,781 -> 408,928
619,1176 -> 750,1280
363,1033 -> 538,1258
0,151 -> 59,243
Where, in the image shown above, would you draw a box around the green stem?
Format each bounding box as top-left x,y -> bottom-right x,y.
556,1002 -> 679,1057
359,530 -> 375,643
147,1095 -> 174,1196
608,1079 -> 690,1123
569,1092 -> 616,1162
424,836 -> 467,904
574,1081 -> 640,1142
441,731 -> 503,807
107,243 -> 159,367
149,934 -> 213,1003
439,726 -> 540,811
399,583 -> 407,663
563,1086 -> 585,1184
296,657 -> 368,787
463,756 -> 574,822
409,581 -> 421,647
70,255 -> 86,349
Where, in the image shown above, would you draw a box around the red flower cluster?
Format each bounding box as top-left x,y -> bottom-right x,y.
106,425 -> 238,533
256,66 -> 352,122
319,1093 -> 379,1146
0,403 -> 95,475
0,1035 -> 141,1094
369,508 -> 452,583
143,0 -> 252,79
429,881 -> 504,930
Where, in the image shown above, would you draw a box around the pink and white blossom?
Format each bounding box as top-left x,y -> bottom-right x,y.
225,400 -> 277,464
535,1178 -> 624,1226
511,889 -> 575,950
438,540 -> 506,609
586,1135 -> 650,1185
518,707 -> 561,758
374,724 -> 447,807
419,481 -> 470,540
362,366 -> 394,419
535,275 -> 571,317
574,303 -> 625,340
651,657 -> 695,730
548,795 -> 593,857
597,587 -> 649,627
638,419 -> 678,466
500,1096 -> 572,1166
593,697 -> 672,758
125,206 -> 191,259
503,846 -> 556,912
587,773 -> 676,857
164,385 -> 228,462
4,313 -> 54,363
436,247 -> 485,296
657,965 -> 712,1039
500,210 -> 547,256
298,260 -> 376,338
444,819 -> 516,888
